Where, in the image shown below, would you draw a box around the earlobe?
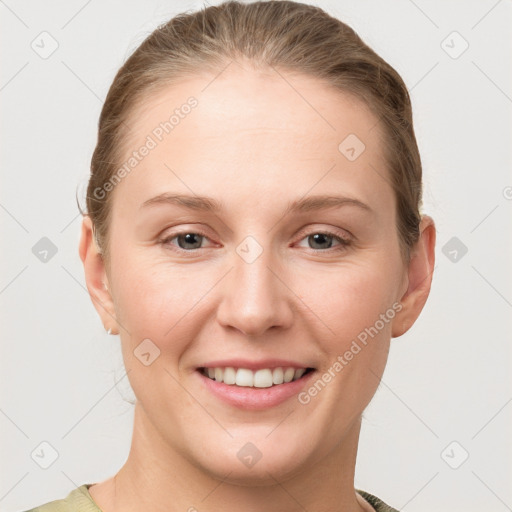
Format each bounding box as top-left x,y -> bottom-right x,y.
391,215 -> 436,338
79,215 -> 118,333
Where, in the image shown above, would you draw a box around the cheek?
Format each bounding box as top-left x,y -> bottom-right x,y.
110,233 -> 402,354
113,253 -> 400,328
301,267 -> 397,411
116,271 -> 197,332
110,249 -> 217,365
110,254 -> 204,407
300,262 -> 400,342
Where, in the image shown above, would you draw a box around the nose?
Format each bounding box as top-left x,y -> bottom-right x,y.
216,243 -> 294,337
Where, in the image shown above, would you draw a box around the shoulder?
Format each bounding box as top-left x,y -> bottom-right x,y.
19,484 -> 101,512
356,489 -> 401,512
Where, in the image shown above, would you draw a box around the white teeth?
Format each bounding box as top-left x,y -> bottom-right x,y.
235,368 -> 254,387
283,367 -> 295,383
202,366 -> 309,387
223,367 -> 236,385
272,367 -> 284,385
294,368 -> 306,380
253,369 -> 273,388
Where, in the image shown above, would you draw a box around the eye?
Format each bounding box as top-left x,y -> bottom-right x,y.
296,230 -> 351,251
159,228 -> 351,254
159,231 -> 213,252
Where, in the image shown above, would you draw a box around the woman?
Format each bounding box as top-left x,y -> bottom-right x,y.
23,1 -> 435,510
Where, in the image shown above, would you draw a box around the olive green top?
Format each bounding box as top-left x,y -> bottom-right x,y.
21,483 -> 399,511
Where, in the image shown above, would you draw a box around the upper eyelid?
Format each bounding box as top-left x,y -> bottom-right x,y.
294,225 -> 352,241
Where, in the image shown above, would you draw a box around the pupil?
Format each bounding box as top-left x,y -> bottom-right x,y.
179,233 -> 202,249
310,233 -> 331,249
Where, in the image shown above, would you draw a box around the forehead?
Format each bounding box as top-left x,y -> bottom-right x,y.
113,62 -> 391,212
126,62 -> 382,148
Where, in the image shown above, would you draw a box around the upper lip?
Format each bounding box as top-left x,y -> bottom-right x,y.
196,358 -> 315,371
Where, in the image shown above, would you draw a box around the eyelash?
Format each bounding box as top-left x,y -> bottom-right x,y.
158,228 -> 352,255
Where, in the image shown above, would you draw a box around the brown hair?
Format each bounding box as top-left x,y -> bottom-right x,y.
84,0 -> 423,264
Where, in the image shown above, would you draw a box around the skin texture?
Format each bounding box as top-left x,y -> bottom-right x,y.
80,60 -> 436,512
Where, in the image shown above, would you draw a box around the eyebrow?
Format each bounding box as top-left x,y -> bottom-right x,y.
140,193 -> 373,215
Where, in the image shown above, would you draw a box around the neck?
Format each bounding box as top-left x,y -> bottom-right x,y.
90,403 -> 370,512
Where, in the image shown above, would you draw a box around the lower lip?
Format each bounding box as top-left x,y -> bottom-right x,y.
197,370 -> 316,410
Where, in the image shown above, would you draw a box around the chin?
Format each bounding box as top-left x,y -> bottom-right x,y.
189,434 -> 315,486
203,458 -> 308,487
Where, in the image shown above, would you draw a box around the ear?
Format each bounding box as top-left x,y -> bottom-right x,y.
392,215 -> 436,338
78,215 -> 119,334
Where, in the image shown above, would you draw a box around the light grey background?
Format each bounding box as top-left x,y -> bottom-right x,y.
1,1 -> 511,511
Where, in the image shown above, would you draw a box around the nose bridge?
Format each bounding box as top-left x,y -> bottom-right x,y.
216,235 -> 292,336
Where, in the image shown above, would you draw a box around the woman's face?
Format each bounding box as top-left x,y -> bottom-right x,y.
84,62 -> 422,483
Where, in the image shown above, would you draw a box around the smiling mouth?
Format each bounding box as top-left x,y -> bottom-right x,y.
198,366 -> 315,388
